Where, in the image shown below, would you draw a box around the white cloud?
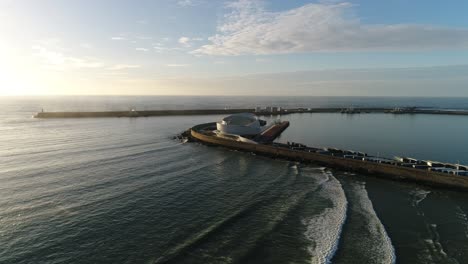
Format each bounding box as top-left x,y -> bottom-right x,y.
32,41 -> 104,69
154,46 -> 182,53
194,0 -> 468,55
111,36 -> 126,40
67,58 -> 103,68
167,64 -> 190,67
178,36 -> 204,48
150,65 -> 468,96
178,37 -> 191,47
109,64 -> 141,70
177,0 -> 202,7
154,46 -> 167,52
135,47 -> 149,51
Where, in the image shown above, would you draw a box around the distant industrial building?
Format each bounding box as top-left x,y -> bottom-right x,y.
254,106 -> 283,113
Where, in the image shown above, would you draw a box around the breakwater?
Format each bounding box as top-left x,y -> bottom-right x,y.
190,123 -> 468,190
34,109 -> 252,118
34,108 -> 468,118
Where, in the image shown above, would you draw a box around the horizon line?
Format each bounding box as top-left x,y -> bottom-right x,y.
2,94 -> 468,98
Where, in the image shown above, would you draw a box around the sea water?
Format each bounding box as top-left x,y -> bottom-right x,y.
1,96 -> 468,264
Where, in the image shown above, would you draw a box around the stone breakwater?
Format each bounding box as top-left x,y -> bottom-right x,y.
34,109 -> 252,118
189,123 -> 468,191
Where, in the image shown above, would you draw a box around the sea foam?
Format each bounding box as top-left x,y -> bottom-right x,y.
349,181 -> 396,264
302,170 -> 347,264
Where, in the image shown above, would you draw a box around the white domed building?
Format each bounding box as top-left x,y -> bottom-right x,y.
216,113 -> 262,136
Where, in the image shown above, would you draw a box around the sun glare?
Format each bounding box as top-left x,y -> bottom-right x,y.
0,66 -> 35,96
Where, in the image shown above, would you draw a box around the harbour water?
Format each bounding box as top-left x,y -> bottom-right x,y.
1,96 -> 468,264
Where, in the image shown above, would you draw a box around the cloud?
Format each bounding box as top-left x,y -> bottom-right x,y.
66,58 -> 103,68
135,47 -> 149,51
32,40 -> 104,69
178,37 -> 191,47
109,64 -> 141,70
177,0 -> 202,7
194,0 -> 468,55
178,36 -> 204,48
154,46 -> 182,53
167,64 -> 190,67
154,46 -> 168,52
111,36 -> 126,40
151,65 -> 468,96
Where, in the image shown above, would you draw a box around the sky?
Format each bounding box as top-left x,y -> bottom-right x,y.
1,0 -> 468,96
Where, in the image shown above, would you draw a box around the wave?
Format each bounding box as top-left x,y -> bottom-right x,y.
348,181 -> 396,264
0,140 -> 185,182
290,163 -> 299,175
302,169 -> 348,264
455,206 -> 468,239
299,167 -> 330,185
0,151 -> 230,224
153,199 -> 265,264
419,224 -> 459,264
409,190 -> 459,263
409,188 -> 431,208
153,162 -> 308,263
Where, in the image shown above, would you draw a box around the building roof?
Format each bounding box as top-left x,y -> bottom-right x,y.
221,113 -> 257,126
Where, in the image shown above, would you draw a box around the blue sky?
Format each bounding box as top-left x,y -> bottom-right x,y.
1,0 -> 468,96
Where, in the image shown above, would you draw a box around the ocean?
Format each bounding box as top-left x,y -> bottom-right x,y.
1,96 -> 468,264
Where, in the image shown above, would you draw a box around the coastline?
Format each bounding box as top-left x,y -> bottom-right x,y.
34,107 -> 468,118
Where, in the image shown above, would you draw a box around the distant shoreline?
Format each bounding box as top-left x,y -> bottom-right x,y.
34,107 -> 468,118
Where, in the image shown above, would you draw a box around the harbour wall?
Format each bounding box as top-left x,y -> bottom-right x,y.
34,109 -> 252,118
34,108 -> 468,118
190,124 -> 468,190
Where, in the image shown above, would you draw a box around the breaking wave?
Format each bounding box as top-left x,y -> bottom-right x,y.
349,181 -> 396,264
302,169 -> 347,264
